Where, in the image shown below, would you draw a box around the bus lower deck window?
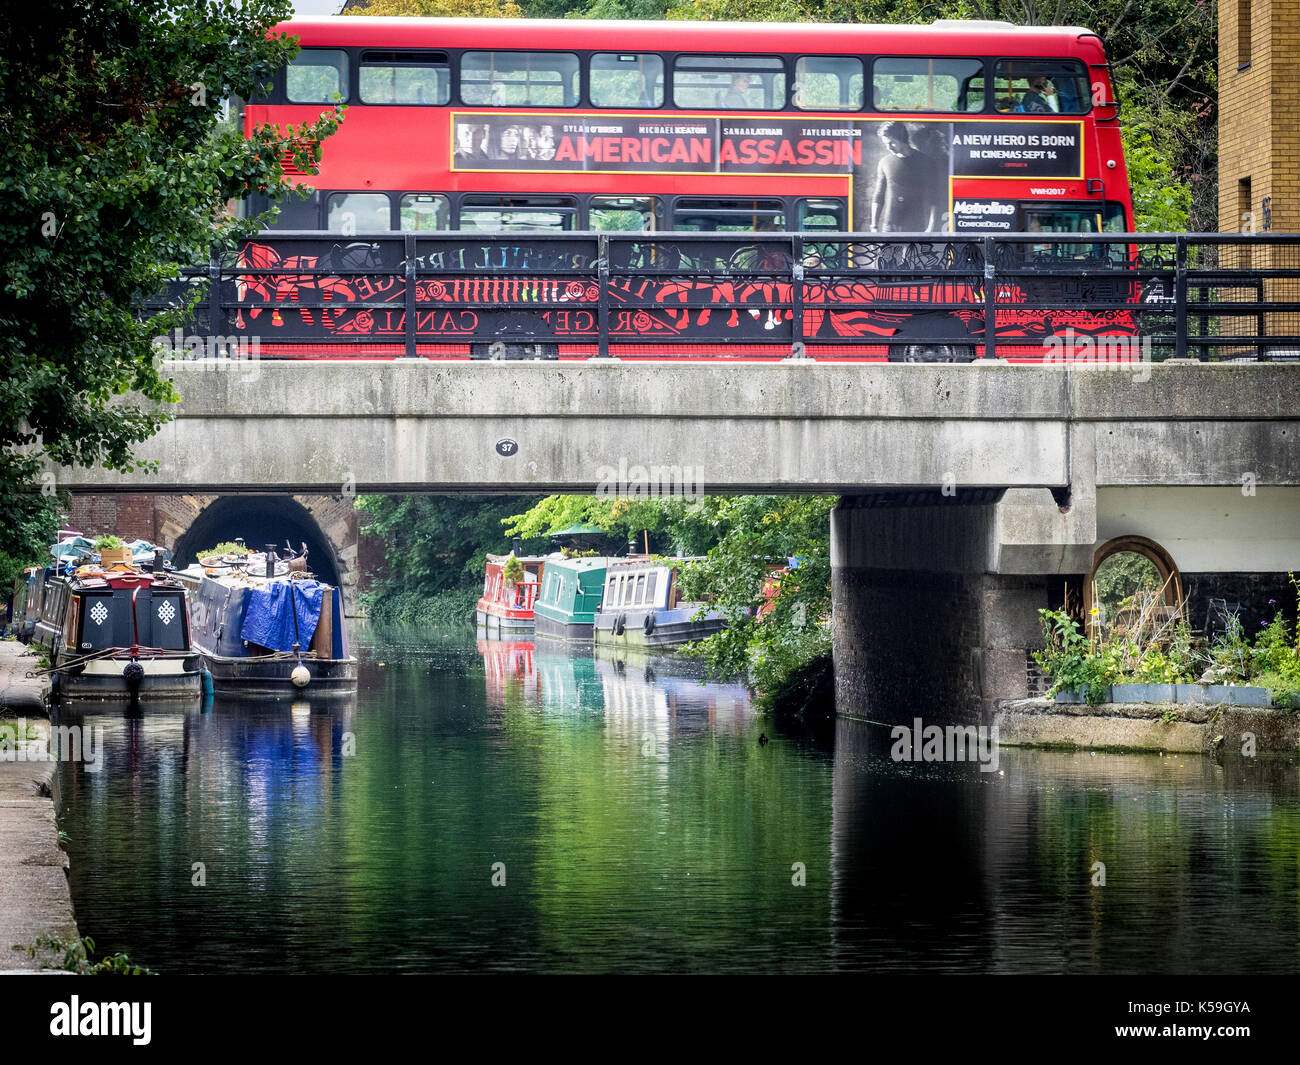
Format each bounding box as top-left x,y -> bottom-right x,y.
400,194 -> 450,231
673,198 -> 786,232
327,192 -> 392,232
460,197 -> 577,231
591,197 -> 657,231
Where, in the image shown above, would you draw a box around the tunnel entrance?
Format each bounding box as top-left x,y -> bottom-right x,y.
172,496 -> 341,588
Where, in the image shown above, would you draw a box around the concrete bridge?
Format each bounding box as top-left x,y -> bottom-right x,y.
52,360 -> 1300,721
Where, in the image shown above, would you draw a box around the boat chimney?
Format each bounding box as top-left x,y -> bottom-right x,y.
512,537 -> 523,555
265,543 -> 277,579
154,548 -> 166,573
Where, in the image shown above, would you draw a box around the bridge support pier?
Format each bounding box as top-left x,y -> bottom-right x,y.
830,490 -> 1093,725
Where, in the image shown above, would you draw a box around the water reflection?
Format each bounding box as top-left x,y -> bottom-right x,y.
53,625 -> 1300,975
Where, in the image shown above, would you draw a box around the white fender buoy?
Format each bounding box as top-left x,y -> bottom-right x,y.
291,665 -> 311,688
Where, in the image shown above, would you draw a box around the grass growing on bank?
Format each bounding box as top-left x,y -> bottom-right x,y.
16,934 -> 154,975
1035,575 -> 1300,708
362,588 -> 479,627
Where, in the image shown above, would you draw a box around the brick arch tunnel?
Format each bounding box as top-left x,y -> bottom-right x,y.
172,495 -> 342,588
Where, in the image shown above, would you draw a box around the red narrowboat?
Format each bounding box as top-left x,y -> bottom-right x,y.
476,554 -> 547,637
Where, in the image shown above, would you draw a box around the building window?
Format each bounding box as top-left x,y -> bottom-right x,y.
1239,0 -> 1253,68
1238,177 -> 1254,233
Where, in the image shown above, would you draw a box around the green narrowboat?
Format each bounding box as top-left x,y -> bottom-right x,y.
532,556 -> 610,642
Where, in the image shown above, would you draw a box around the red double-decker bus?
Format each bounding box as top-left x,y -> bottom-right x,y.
233,16 -> 1136,360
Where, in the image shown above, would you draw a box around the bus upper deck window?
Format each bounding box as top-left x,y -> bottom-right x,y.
460,51 -> 580,107
287,49 -> 348,103
994,59 -> 1090,114
327,192 -> 391,232
590,53 -> 664,108
872,57 -> 983,113
673,55 -> 785,111
359,51 -> 450,105
793,57 -> 863,111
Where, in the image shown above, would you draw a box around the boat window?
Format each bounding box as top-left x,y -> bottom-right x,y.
872,57 -> 984,113
360,51 -> 450,105
793,56 -> 863,111
590,53 -> 664,108
80,593 -> 130,651
635,575 -> 646,603
150,592 -> 188,650
287,49 -> 349,104
645,572 -> 657,604
460,51 -> 580,107
674,54 -> 786,111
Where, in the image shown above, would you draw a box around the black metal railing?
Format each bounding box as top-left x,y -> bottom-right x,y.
144,232 -> 1300,362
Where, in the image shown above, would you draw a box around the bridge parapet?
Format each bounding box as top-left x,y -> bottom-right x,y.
150,231 -> 1300,363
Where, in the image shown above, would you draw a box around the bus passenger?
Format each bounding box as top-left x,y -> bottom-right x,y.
1019,76 -> 1060,113
718,73 -> 751,108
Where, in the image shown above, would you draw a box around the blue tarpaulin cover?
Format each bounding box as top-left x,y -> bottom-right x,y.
240,580 -> 325,653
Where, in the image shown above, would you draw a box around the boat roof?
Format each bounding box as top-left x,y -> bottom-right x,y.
66,569 -> 184,592
180,564 -> 331,592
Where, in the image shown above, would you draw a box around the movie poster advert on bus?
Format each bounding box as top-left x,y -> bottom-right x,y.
948,122 -> 1083,179
452,114 -> 1081,230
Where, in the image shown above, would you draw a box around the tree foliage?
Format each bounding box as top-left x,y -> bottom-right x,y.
346,0 -> 523,15
0,0 -> 340,562
357,494 -> 550,598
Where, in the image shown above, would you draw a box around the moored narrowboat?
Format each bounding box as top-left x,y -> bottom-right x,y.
475,553 -> 547,637
32,564 -> 203,701
532,556 -> 611,642
593,560 -> 728,651
177,549 -> 356,698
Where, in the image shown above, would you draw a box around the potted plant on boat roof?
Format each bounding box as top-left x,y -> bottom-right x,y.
502,554 -> 525,588
95,534 -> 131,567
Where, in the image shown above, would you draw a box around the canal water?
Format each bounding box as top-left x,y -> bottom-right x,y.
54,624 -> 1300,975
